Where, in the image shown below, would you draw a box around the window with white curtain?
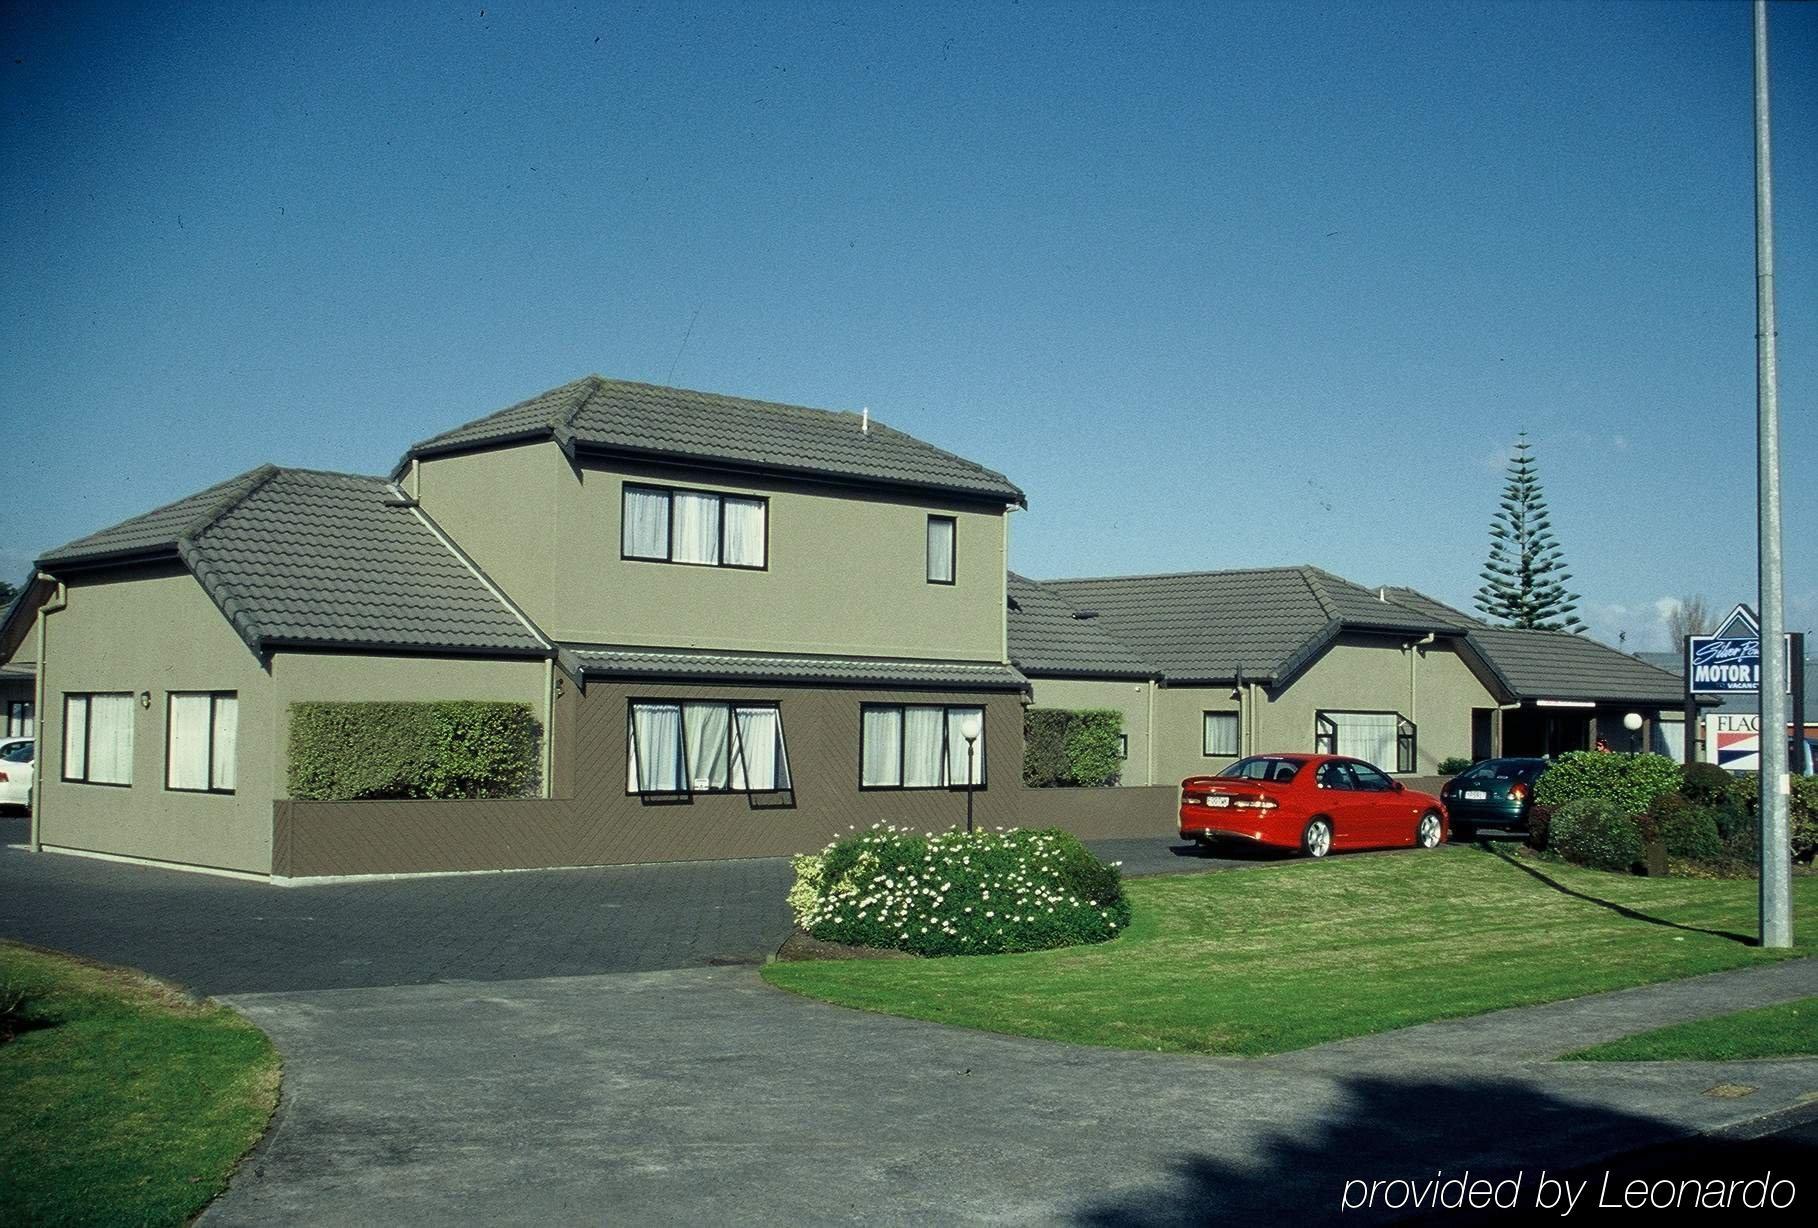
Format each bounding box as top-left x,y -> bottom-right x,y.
1202,711 -> 1239,757
926,516 -> 956,584
860,703 -> 985,789
166,692 -> 238,793
62,692 -> 134,786
621,484 -> 768,569
627,700 -> 790,795
1314,711 -> 1416,774
5,700 -> 31,738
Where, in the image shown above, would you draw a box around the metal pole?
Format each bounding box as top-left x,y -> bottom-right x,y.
965,738 -> 977,833
1753,0 -> 1792,948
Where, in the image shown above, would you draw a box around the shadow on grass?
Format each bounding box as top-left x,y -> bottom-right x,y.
1069,1069 -> 1812,1224
1481,845 -> 1757,947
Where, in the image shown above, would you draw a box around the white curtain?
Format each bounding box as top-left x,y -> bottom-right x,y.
167,694 -> 212,790
1204,712 -> 1238,756
623,487 -> 671,559
926,517 -> 955,582
946,707 -> 984,785
63,695 -> 88,781
1332,712 -> 1398,771
629,703 -> 682,792
684,703 -> 730,790
903,706 -> 944,788
211,696 -> 238,791
723,497 -> 766,567
87,693 -> 134,785
733,707 -> 789,790
861,708 -> 902,787
672,492 -> 721,564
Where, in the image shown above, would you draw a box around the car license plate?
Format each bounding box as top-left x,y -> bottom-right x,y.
1463,790 -> 1488,800
1205,795 -> 1231,808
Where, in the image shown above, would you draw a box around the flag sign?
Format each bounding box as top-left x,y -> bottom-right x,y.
1705,714 -> 1762,772
1687,605 -> 1792,695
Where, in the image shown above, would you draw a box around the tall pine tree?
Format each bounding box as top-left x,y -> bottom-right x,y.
1474,434 -> 1585,633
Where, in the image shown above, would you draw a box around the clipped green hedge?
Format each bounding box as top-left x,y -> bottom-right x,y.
1532,751 -> 1682,817
1649,792 -> 1724,863
1437,756 -> 1474,776
1022,708 -> 1125,787
793,825 -> 1130,956
1550,798 -> 1644,873
288,701 -> 542,801
1795,777 -> 1818,864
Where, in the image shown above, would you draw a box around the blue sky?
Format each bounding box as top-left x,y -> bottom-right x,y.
2,0 -> 1813,650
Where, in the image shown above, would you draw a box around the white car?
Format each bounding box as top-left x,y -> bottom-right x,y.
0,737 -> 33,813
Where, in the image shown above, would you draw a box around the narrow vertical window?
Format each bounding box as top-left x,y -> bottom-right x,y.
722,497 -> 767,568
622,486 -> 671,560
861,707 -> 903,787
166,692 -> 238,793
926,516 -> 956,584
671,491 -> 722,564
1203,712 -> 1239,757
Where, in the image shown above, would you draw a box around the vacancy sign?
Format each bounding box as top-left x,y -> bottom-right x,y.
1687,605 -> 1792,695
1705,714 -> 1762,771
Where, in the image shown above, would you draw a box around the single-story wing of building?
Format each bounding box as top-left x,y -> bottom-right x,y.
1008,570 -> 1691,785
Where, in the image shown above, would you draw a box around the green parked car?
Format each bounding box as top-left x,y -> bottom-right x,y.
1440,757 -> 1549,839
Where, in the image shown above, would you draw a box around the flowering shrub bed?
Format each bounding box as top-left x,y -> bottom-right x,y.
789,825 -> 1132,957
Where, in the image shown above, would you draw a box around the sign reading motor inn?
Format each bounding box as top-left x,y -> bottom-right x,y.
1687,605 -> 1792,695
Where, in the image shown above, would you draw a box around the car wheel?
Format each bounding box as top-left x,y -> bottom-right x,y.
1416,811 -> 1444,849
1302,817 -> 1333,859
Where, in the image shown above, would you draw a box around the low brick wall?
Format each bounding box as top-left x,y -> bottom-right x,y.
270,783 -> 1180,879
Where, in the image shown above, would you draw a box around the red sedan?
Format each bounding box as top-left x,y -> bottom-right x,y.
1179,754 -> 1448,858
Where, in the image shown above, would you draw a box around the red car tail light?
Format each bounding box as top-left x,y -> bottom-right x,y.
1510,782 -> 1528,801
1228,795 -> 1278,810
0,771 -> 8,783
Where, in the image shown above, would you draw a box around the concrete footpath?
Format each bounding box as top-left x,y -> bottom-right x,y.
205,959 -> 1818,1226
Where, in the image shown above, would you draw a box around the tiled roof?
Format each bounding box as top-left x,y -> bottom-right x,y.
1462,626 -> 1686,704
1039,566 -> 1465,683
402,375 -> 1025,506
1005,573 -> 1153,678
39,467 -> 547,656
568,645 -> 1027,691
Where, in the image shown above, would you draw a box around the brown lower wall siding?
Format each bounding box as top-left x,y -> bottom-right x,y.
272,784 -> 1179,878
271,676 -> 1178,876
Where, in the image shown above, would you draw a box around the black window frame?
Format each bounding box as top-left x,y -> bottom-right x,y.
1202,710 -> 1240,757
625,698 -> 791,798
5,699 -> 31,739
60,691 -> 134,787
858,702 -> 988,791
164,691 -> 238,795
1314,710 -> 1417,775
620,482 -> 770,571
1117,733 -> 1129,760
925,515 -> 957,585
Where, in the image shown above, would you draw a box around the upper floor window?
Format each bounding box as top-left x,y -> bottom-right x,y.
5,700 -> 31,739
860,703 -> 984,789
926,516 -> 956,584
63,692 -> 134,786
622,483 -> 767,570
1314,710 -> 1416,774
167,692 -> 238,794
627,699 -> 791,796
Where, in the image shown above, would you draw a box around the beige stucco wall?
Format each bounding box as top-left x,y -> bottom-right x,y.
1026,676 -> 1156,785
35,565 -> 278,874
414,443 -> 1009,662
1252,635 -> 1498,773
268,652 -> 550,800
1152,684 -> 1243,786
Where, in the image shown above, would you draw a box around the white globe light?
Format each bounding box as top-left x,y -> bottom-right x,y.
961,715 -> 983,742
1622,712 -> 1644,732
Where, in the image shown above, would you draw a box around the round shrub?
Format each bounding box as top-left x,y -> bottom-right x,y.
1649,793 -> 1723,863
1525,804 -> 1554,851
1549,799 -> 1644,873
794,825 -> 1131,956
1533,751 -> 1682,817
1680,761 -> 1737,809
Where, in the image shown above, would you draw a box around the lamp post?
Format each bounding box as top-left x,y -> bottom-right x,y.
1623,712 -> 1644,754
960,714 -> 982,833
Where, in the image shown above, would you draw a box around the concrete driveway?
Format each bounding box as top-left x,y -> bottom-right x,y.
4,830 -> 1815,1224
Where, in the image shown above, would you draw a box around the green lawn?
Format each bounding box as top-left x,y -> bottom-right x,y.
1564,995 -> 1818,1062
762,844 -> 1815,1056
0,942 -> 280,1227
